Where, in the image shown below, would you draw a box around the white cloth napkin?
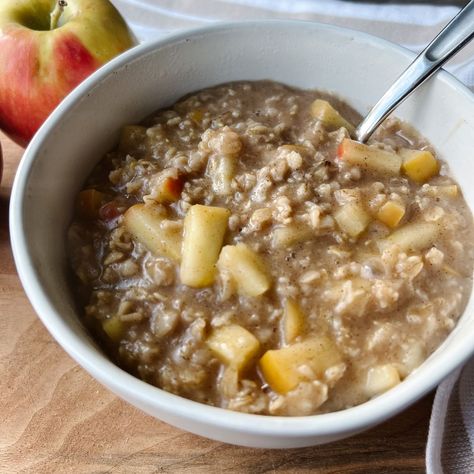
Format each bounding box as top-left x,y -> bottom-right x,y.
111,1 -> 474,471
427,360 -> 474,473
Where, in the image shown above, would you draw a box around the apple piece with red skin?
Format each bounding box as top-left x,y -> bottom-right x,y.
155,176 -> 185,203
337,138 -> 402,176
99,200 -> 123,222
0,140 -> 2,185
0,0 -> 136,147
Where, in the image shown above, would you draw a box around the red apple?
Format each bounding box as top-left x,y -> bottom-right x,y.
0,0 -> 136,147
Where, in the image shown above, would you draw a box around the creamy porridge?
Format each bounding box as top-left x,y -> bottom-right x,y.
68,81 -> 474,416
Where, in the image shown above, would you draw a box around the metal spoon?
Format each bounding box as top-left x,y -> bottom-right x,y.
355,0 -> 474,143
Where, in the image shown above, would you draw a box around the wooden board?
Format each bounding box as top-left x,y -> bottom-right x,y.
0,131 -> 432,473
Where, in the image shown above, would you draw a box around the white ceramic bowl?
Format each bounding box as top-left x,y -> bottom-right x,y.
10,21 -> 474,448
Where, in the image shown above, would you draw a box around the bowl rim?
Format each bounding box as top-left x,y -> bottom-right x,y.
9,19 -> 474,439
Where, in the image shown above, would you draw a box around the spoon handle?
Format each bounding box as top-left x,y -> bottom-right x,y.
355,0 -> 474,143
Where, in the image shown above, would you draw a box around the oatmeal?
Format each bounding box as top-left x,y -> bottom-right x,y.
68,81 -> 474,416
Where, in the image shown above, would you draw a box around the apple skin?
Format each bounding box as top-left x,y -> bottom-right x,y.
156,176 -> 185,203
0,0 -> 136,147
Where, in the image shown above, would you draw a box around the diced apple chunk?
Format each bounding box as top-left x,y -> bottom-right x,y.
338,139 -> 402,176
207,324 -> 260,372
438,185 -> 458,197
153,176 -> 184,203
76,189 -> 105,219
102,317 -> 124,342
400,148 -> 439,183
365,364 -> 400,397
334,202 -> 371,238
98,201 -> 122,222
272,224 -> 313,248
310,99 -> 355,133
380,221 -> 439,252
217,243 -> 271,297
423,185 -> 459,198
377,201 -> 405,228
259,336 -> 342,394
207,154 -> 235,195
180,205 -> 230,287
124,203 -> 182,261
282,299 -> 305,344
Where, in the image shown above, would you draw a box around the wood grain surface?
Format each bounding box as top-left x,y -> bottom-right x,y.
0,131 -> 433,474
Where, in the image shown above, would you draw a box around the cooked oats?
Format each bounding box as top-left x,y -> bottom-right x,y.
68,81 -> 474,416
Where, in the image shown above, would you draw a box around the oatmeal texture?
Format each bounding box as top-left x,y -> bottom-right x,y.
68,81 -> 474,416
